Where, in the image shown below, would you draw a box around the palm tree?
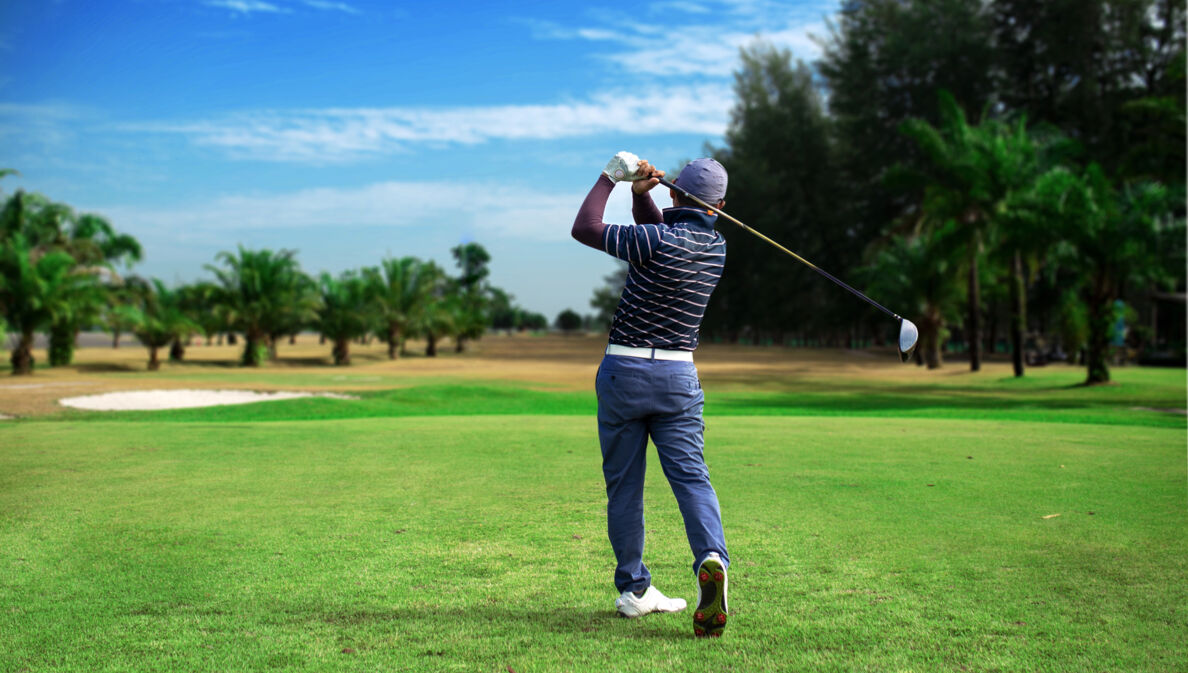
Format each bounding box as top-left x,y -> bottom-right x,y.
866,222 -> 966,368
451,293 -> 488,353
128,280 -> 200,371
50,211 -> 143,362
0,191 -> 69,249
902,93 -> 1078,376
265,270 -> 319,360
205,247 -> 308,366
179,281 -> 229,346
101,276 -> 151,348
450,243 -> 493,352
408,262 -> 453,357
1,190 -> 143,366
1041,165 -> 1178,383
0,234 -> 98,375
898,94 -> 1001,371
316,271 -> 371,365
365,257 -> 434,359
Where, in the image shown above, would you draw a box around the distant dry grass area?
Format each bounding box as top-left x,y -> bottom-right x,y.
0,332 -> 941,417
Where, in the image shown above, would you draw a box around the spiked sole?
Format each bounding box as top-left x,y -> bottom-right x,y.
694,557 -> 727,637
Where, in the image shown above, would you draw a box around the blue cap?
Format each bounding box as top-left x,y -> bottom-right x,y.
674,158 -> 728,203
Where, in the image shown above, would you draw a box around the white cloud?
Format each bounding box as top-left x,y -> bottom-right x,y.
126,86 -> 733,163
300,0 -> 359,13
649,1 -> 713,14
0,102 -> 88,150
87,180 -> 646,317
204,0 -> 288,15
527,2 -> 834,77
91,178 -> 643,244
203,0 -> 359,15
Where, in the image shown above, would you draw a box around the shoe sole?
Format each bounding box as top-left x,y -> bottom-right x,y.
693,558 -> 727,637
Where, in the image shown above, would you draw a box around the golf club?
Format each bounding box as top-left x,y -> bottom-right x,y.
657,177 -> 920,363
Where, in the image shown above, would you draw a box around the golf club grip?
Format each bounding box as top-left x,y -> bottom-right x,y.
654,178 -> 899,321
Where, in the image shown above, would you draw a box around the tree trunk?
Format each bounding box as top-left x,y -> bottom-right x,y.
289,333 -> 297,345
985,298 -> 997,356
455,336 -> 466,353
148,345 -> 161,371
242,331 -> 264,366
267,335 -> 279,362
170,338 -> 185,363
332,338 -> 350,365
1085,283 -> 1113,384
426,333 -> 437,357
922,324 -> 940,369
967,254 -> 982,371
10,331 -> 35,375
48,321 -> 74,367
1010,250 -> 1026,378
112,330 -> 121,349
387,324 -> 400,360
319,334 -> 326,345
227,333 -> 237,345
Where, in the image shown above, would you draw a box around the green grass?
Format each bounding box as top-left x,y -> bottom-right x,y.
1,365 -> 1186,671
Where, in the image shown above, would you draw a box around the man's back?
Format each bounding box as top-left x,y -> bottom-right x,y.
602,207 -> 726,351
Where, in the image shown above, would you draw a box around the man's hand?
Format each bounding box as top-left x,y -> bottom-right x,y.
631,159 -> 665,195
603,151 -> 644,182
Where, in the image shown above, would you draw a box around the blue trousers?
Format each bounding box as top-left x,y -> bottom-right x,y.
595,354 -> 729,594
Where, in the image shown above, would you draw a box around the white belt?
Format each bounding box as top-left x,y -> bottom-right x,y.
605,344 -> 694,362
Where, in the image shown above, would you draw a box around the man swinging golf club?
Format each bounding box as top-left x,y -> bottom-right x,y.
572,152 -> 730,637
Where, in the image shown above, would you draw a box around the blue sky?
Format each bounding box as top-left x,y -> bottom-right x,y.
0,0 -> 838,320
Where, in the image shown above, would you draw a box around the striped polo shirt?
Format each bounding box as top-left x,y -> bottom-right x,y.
602,206 -> 726,351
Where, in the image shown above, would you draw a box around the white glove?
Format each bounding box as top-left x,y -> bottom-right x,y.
603,151 -> 643,182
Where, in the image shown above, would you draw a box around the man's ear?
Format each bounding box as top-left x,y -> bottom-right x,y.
716,200 -> 726,210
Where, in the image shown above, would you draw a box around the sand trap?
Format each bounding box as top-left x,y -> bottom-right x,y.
59,389 -> 357,411
0,413 -> 12,420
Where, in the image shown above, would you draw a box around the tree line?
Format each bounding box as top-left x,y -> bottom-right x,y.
684,0 -> 1184,384
0,178 -> 547,374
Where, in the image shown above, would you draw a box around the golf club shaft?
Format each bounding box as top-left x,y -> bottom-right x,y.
656,177 -> 901,322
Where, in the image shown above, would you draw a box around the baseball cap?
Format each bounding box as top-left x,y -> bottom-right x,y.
674,158 -> 728,203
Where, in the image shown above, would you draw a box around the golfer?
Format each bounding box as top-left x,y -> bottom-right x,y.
572,152 -> 730,637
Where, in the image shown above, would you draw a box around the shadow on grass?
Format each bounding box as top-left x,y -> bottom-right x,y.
303,605 -> 686,641
73,362 -> 141,373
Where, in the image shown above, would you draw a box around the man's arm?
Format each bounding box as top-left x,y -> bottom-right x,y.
572,153 -> 666,251
631,190 -> 663,225
631,160 -> 665,224
571,175 -> 615,250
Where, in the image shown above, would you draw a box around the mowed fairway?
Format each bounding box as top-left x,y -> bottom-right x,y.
1,336 -> 1185,672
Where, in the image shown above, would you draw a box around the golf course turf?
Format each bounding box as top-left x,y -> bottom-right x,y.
1,336 -> 1185,672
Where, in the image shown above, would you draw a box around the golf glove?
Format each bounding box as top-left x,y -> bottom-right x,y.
603,151 -> 644,182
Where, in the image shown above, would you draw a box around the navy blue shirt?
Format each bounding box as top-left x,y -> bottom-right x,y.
602,207 -> 726,351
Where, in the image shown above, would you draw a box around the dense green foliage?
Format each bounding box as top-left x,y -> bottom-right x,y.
126,279 -> 200,371
701,0 -> 1185,385
316,271 -> 372,366
0,234 -> 101,374
0,177 -> 141,373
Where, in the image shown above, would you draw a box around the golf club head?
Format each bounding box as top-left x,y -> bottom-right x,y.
898,318 -> 919,363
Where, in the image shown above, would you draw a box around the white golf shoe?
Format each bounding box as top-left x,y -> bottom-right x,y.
614,585 -> 687,618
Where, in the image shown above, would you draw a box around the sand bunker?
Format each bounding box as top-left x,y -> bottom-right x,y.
59,389 -> 357,411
